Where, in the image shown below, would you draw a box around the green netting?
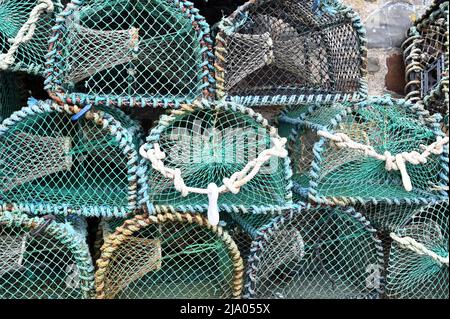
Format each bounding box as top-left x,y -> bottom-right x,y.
0,99 -> 143,217
402,0 -> 449,132
214,0 -> 368,106
45,0 -> 214,108
278,102 -> 351,200
0,209 -> 94,299
243,205 -> 384,299
300,96 -> 448,211
0,0 -> 62,75
386,199 -> 448,299
139,99 -> 293,225
95,212 -> 244,299
0,71 -> 26,121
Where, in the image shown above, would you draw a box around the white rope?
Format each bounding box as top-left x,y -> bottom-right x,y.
390,232 -> 449,267
139,137 -> 288,225
317,130 -> 449,192
0,0 -> 54,70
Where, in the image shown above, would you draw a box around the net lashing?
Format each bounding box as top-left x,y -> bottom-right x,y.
243,204 -> 384,299
385,198 -> 448,299
0,0 -> 63,75
0,99 -> 143,217
0,209 -> 94,299
95,212 -> 244,299
277,101 -> 351,201
295,96 -> 448,217
138,99 -> 294,226
402,0 -> 449,133
214,0 -> 368,107
45,0 -> 215,108
0,71 -> 27,122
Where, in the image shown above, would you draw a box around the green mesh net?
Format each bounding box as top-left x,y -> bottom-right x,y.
0,71 -> 26,121
139,100 -> 293,226
214,0 -> 368,106
0,99 -> 142,217
403,0 -> 449,132
278,102 -> 351,200
385,199 -> 448,299
283,97 -> 449,212
45,0 -> 214,108
0,0 -> 62,75
243,205 -> 384,299
0,209 -> 94,298
95,212 -> 244,299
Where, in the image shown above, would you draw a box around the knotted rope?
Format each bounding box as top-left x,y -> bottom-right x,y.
0,0 -> 54,70
139,137 -> 288,225
317,130 -> 449,192
390,232 -> 449,267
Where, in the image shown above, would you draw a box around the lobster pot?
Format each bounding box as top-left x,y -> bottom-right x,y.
95,212 -> 244,299
139,99 -> 293,223
403,0 -> 449,132
386,199 -> 448,299
0,71 -> 26,121
214,0 -> 367,106
0,99 -> 142,217
45,0 -> 214,108
0,210 -> 94,299
0,0 -> 62,75
244,206 -> 384,299
277,102 -> 351,200
304,96 -> 448,216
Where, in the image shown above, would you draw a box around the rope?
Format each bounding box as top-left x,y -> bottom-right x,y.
139,137 -> 288,226
0,0 -> 54,70
95,212 -> 244,299
390,232 -> 449,267
317,130 -> 449,192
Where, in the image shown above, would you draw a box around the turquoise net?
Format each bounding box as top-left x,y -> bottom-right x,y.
0,99 -> 143,217
385,199 -> 448,299
0,209 -> 94,298
243,205 -> 384,299
45,0 -> 215,108
0,0 -> 63,75
139,99 -> 293,225
95,212 -> 244,299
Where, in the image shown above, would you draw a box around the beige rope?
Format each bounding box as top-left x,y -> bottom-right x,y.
95,213 -> 244,299
390,232 -> 449,267
317,130 -> 448,191
139,137 -> 288,225
0,0 -> 54,70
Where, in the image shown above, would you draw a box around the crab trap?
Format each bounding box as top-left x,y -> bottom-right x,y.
278,96 -> 448,216
0,99 -> 143,217
95,212 -> 244,299
402,0 -> 449,131
139,99 -> 294,226
45,0 -> 215,108
242,205 -> 384,299
385,198 -> 448,299
0,209 -> 94,299
214,0 -> 368,106
0,0 -> 63,75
